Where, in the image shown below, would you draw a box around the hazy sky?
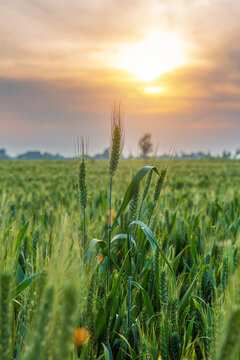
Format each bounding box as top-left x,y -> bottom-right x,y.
0,0 -> 240,156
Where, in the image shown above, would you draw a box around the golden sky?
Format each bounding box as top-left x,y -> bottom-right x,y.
0,0 -> 240,156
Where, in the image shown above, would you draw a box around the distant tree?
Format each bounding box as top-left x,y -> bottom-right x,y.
102,148 -> 109,158
139,133 -> 153,158
93,148 -> 109,160
0,149 -> 9,159
17,151 -> 64,160
222,150 -> 231,159
235,148 -> 240,159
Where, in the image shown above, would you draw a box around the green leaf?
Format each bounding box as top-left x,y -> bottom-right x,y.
11,273 -> 39,298
234,217 -> 240,236
185,318 -> 195,346
112,166 -> 160,228
106,250 -> 129,315
102,343 -> 111,360
172,245 -> 189,274
194,297 -> 210,327
170,208 -> 178,232
15,260 -> 25,284
190,235 -> 198,266
178,268 -> 207,315
111,234 -> 136,247
85,238 -> 106,264
132,281 -> 154,318
118,333 -> 137,359
95,307 -> 107,340
79,343 -> 89,360
131,220 -> 156,251
3,223 -> 13,243
112,294 -> 127,337
15,220 -> 30,255
193,298 -> 202,315
179,304 -> 190,330
131,220 -> 177,288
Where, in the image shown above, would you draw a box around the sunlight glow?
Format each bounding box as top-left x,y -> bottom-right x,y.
144,86 -> 166,94
120,31 -> 187,81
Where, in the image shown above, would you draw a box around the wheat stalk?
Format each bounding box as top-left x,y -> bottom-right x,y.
107,101 -> 125,293
78,139 -> 88,254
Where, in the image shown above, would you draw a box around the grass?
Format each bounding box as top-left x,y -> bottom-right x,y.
0,156 -> 240,359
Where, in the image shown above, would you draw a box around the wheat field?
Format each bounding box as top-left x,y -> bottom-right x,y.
0,156 -> 240,359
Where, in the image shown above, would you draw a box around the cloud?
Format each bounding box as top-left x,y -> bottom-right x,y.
1,0 -> 239,78
0,0 -> 240,155
0,71 -> 239,156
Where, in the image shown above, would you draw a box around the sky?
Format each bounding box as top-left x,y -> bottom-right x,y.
0,0 -> 240,157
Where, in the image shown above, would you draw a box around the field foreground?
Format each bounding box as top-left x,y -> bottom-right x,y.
0,159 -> 240,359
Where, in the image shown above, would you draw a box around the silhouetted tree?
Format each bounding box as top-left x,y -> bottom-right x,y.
0,149 -> 9,159
139,133 -> 153,158
222,150 -> 231,159
235,148 -> 240,159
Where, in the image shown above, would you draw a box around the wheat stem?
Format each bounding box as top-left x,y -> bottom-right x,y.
107,175 -> 113,293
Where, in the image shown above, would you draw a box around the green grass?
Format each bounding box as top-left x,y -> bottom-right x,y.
0,158 -> 240,359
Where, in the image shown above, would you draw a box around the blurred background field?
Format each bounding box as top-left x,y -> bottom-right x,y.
1,159 -> 239,224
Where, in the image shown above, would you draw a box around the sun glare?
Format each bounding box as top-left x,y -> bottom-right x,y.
119,31 -> 187,81
145,86 -> 165,94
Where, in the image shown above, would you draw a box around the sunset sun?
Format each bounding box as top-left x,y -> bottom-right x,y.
120,31 -> 187,81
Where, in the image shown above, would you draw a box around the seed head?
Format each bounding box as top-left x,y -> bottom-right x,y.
154,168 -> 167,203
79,160 -> 87,209
109,101 -> 125,177
130,184 -> 140,222
142,170 -> 153,201
78,139 -> 87,209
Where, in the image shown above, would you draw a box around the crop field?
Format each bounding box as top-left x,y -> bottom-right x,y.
0,157 -> 240,359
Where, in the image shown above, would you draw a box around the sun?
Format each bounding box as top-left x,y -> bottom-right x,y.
119,31 -> 187,81
144,85 -> 166,94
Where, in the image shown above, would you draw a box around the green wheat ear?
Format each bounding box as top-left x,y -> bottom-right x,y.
218,308 -> 240,360
148,168 -> 167,225
78,138 -> 88,253
0,273 -> 11,360
167,296 -> 178,332
109,101 -> 125,177
79,159 -> 87,210
129,183 -> 140,222
161,321 -> 168,360
138,169 -> 153,221
78,138 -> 87,210
107,100 -> 125,293
153,168 -> 167,203
159,269 -> 168,308
142,169 -> 153,202
86,271 -> 97,358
